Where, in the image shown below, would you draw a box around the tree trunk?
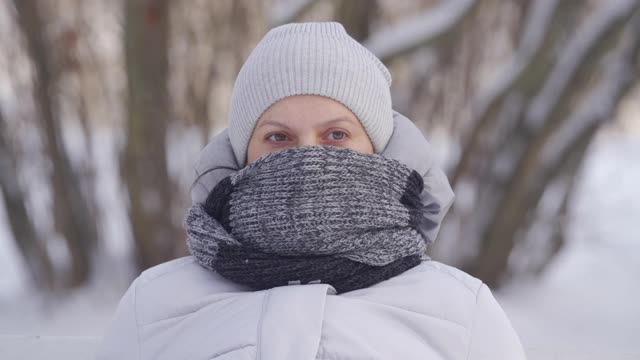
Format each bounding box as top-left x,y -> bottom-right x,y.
0,110 -> 55,290
123,0 -> 180,270
13,0 -> 97,287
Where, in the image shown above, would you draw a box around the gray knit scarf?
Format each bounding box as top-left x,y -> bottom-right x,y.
184,146 -> 441,294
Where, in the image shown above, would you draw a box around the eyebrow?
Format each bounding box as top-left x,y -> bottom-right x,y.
256,116 -> 355,129
256,119 -> 291,129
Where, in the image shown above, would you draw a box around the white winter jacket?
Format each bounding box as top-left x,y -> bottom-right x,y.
97,111 -> 526,359
97,256 -> 525,360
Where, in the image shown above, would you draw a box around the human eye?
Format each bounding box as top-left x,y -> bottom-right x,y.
326,130 -> 349,141
266,132 -> 290,142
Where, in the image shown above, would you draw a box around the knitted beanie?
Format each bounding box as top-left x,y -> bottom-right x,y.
228,22 -> 394,166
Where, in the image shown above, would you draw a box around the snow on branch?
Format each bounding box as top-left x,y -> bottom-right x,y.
472,0 -> 560,119
478,8 -> 640,270
516,17 -> 640,244
451,0 -> 562,185
363,0 -> 477,63
540,11 -> 640,171
269,0 -> 316,28
525,0 -> 640,133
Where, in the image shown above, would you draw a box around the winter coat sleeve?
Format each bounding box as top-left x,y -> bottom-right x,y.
96,278 -> 140,360
467,283 -> 527,360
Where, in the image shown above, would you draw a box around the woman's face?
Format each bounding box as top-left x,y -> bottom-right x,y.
246,95 -> 374,164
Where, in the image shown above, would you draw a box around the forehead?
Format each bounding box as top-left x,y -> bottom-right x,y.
257,95 -> 360,129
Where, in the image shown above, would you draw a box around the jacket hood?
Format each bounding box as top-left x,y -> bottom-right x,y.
189,110 -> 454,244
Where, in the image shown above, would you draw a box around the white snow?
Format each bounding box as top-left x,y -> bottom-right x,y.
496,129 -> 640,357
0,335 -> 99,360
0,194 -> 28,298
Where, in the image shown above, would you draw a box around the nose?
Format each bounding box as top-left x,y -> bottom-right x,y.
297,134 -> 320,148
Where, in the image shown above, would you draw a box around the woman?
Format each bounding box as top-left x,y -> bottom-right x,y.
98,22 -> 526,360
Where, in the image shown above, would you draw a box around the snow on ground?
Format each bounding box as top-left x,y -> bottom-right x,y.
0,127 -> 638,358
0,126 -> 135,336
496,129 -> 640,357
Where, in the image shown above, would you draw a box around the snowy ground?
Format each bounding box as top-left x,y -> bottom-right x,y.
496,129 -> 640,358
0,128 -> 638,359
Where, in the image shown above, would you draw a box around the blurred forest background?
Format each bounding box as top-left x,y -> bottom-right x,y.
1,0 -> 640,357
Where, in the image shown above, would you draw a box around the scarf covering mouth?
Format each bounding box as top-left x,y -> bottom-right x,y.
184,146 -> 441,294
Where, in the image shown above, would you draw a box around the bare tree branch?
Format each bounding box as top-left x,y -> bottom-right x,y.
451,0 -> 569,185
469,3 -> 640,285
524,0 -> 640,136
531,11 -> 640,214
363,0 -> 478,63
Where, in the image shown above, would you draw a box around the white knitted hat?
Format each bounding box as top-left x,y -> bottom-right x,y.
228,22 -> 394,166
